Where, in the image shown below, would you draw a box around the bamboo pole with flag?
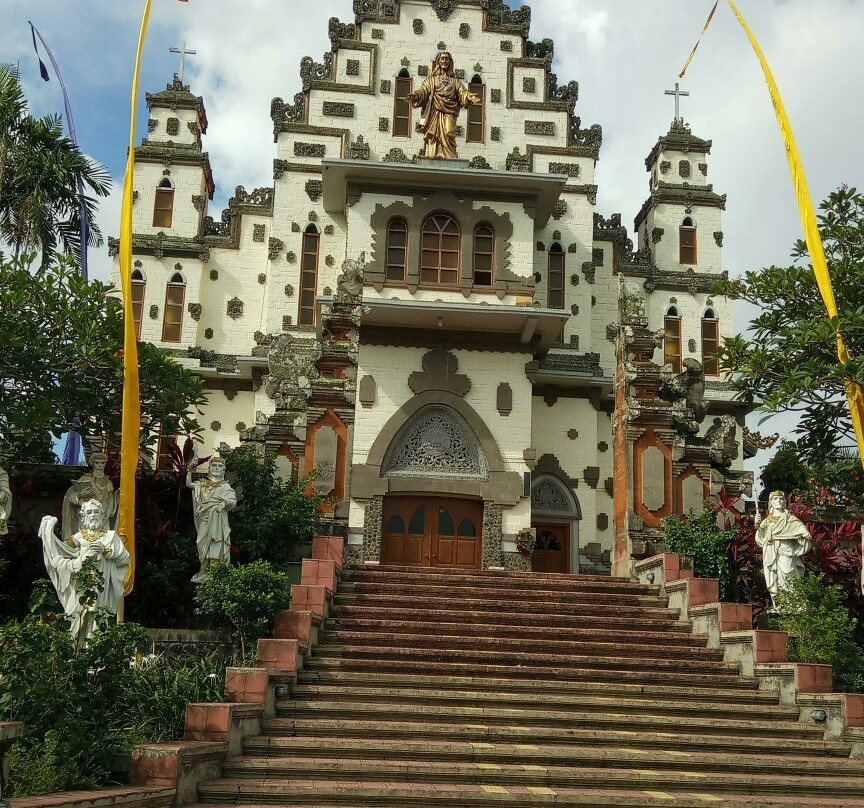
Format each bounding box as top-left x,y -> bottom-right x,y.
679,1 -> 864,592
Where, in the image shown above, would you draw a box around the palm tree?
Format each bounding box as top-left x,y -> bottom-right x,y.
0,64 -> 111,265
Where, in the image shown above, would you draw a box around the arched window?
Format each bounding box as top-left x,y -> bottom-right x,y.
420,213 -> 460,285
547,242 -> 565,309
299,224 -> 320,326
385,218 -> 408,282
467,74 -> 485,144
393,68 -> 413,138
152,178 -> 175,229
679,216 -> 697,265
702,308 -> 719,376
473,224 -> 494,287
161,272 -> 185,343
664,305 -> 682,373
131,269 -> 146,339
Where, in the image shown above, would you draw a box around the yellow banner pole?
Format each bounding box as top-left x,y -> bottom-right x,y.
118,0 -> 153,596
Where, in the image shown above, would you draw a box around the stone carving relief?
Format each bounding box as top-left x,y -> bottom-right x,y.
294,142 -> 326,158
166,117 -> 180,136
526,120 -> 555,136
305,180 -> 323,202
523,77 -> 536,94
506,147 -> 530,172
348,134 -> 371,160
300,53 -> 334,90
459,23 -> 470,38
188,303 -> 202,322
679,160 -> 691,178
328,16 -> 357,45
149,305 -> 159,320
659,358 -> 707,435
408,348 -> 471,397
413,19 -> 424,34
322,101 -> 354,118
431,0 -> 456,21
496,383 -> 513,416
490,88 -> 502,103
268,237 -> 284,260
549,162 -> 580,178
531,479 -> 569,512
382,407 -> 488,480
490,127 -> 501,141
714,231 -> 724,247
253,224 -> 266,242
226,297 -> 244,320
359,375 -> 376,407
336,253 -> 366,301
346,59 -> 360,76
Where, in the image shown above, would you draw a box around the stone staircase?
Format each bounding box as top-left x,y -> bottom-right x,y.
188,564 -> 864,808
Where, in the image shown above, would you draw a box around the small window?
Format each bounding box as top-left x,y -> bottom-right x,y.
438,508 -> 455,536
679,217 -> 697,265
466,75 -> 485,144
457,518 -> 476,537
153,178 -> 174,229
408,505 -> 425,535
702,309 -> 719,376
161,272 -> 185,343
131,269 -> 146,339
386,218 -> 408,282
385,515 -> 406,534
299,224 -> 319,326
664,307 -> 682,373
473,224 -> 494,287
547,242 -> 565,309
393,69 -> 413,138
420,213 -> 460,285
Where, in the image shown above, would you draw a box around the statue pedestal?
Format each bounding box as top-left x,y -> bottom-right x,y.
416,156 -> 470,170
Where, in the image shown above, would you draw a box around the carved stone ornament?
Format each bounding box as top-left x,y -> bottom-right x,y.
226,297 -> 244,320
383,147 -> 412,164
382,406 -> 488,480
253,224 -> 266,242
490,88 -> 502,103
679,160 -> 691,178
688,338 -> 698,353
500,40 -> 513,52
166,117 -> 180,136
188,303 -> 202,322
459,23 -> 470,38
506,147 -> 530,172
273,159 -> 288,180
268,237 -> 284,260
328,16 -> 357,46
305,180 -> 323,202
523,77 -> 537,94
552,199 -> 568,220
149,304 -> 159,320
469,155 -> 492,170
325,255 -> 335,267
714,231 -> 724,247
526,120 -> 555,136
148,118 -> 158,132
660,161 -> 671,174
346,58 -> 360,76
282,315 -> 293,330
191,194 -> 204,212
431,0 -> 456,21
204,328 -> 213,339
258,273 -> 267,285
379,117 -> 390,132
409,348 -> 471,397
287,252 -> 296,264
294,142 -> 326,158
549,162 -> 580,178
348,134 -> 370,160
413,18 -> 424,34
531,479 -> 569,512
322,101 -> 354,118
699,162 -> 709,176
300,52 -> 334,90
209,269 -> 219,281
371,28 -> 384,39
582,262 -> 596,284
490,127 -> 501,141
285,284 -> 295,297
417,65 -> 429,77
652,227 -> 664,244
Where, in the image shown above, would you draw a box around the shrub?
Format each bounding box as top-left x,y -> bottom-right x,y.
663,508 -> 738,599
194,560 -> 292,659
0,585 -> 227,797
774,574 -> 864,693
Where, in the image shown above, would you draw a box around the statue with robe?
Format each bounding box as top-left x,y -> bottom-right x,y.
0,466 -> 10,536
39,499 -> 130,641
62,452 -> 118,541
407,51 -> 481,159
755,490 -> 812,610
187,454 -> 237,583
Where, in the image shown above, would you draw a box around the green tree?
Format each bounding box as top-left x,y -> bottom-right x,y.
759,441 -> 811,504
223,447 -> 321,565
718,186 -> 864,504
0,64 -> 111,264
0,254 -> 207,464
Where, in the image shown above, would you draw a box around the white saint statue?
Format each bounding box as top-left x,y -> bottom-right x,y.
755,490 -> 812,610
187,454 -> 237,583
0,465 -> 11,536
39,499 -> 130,640
62,452 -> 118,541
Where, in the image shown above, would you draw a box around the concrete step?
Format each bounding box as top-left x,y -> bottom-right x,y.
301,656 -> 753,687
323,617 -> 705,646
319,630 -> 723,660
310,643 -> 735,674
194,775 -> 864,806
8,787 -> 176,808
343,568 -> 656,595
335,587 -> 669,609
268,701 -> 823,739
346,564 -> 635,584
239,736 -> 859,771
219,756 -> 864,793
284,684 -> 799,720
248,725 -> 852,758
294,670 -> 766,700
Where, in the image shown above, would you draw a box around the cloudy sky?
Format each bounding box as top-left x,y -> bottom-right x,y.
3,0 -> 863,480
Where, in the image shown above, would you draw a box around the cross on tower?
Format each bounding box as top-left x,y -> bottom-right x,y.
665,82 -> 690,123
169,40 -> 196,83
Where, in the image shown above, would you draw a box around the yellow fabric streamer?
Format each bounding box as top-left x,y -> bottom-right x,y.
118,0 -> 153,596
722,0 -> 864,466
679,1 -> 719,79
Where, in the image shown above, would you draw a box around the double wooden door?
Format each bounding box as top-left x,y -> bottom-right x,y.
381,495 -> 483,569
531,523 -> 571,573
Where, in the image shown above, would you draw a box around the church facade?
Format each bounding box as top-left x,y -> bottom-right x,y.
114,0 -> 753,576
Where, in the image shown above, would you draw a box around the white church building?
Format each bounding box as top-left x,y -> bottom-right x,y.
114,0 -> 753,576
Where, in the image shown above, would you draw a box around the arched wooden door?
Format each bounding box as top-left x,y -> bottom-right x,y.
381,495 -> 482,569
531,523 -> 570,573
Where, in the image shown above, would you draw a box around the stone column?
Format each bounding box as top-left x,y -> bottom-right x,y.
481,502 -> 504,569
361,496 -> 384,564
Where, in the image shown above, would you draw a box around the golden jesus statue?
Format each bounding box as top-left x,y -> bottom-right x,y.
407,52 -> 481,159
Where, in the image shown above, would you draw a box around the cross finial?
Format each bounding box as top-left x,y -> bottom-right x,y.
664,82 -> 690,123
169,40 -> 196,83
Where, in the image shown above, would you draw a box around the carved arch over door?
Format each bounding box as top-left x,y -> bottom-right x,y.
530,474 -> 582,574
